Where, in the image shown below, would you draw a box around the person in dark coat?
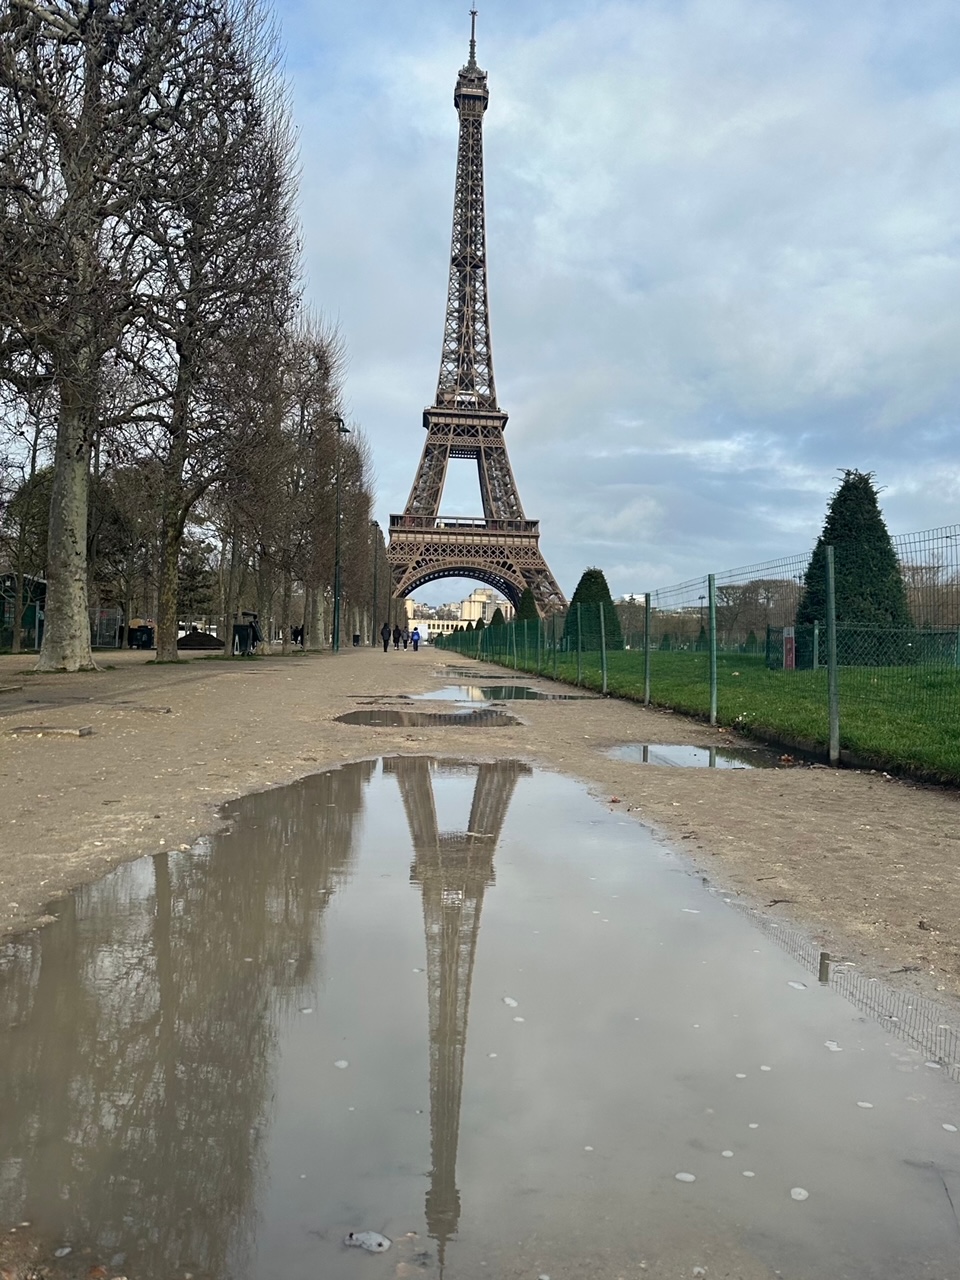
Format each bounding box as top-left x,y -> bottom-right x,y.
392,624 -> 402,650
380,622 -> 391,653
401,627 -> 410,650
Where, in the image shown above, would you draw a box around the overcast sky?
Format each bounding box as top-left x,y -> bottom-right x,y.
273,0 -> 960,603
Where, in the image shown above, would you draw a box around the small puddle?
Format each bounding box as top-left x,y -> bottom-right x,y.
1,760 -> 958,1279
335,707 -> 519,728
414,683 -> 589,702
608,742 -> 779,769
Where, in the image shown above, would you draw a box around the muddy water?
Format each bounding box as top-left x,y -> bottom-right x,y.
1,761 -> 959,1280
334,707 -> 520,727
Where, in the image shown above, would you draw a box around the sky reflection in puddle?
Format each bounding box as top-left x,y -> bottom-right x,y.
413,683 -> 589,702
608,742 -> 780,769
0,760 -> 958,1279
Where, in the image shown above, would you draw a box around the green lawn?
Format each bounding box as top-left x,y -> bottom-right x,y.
443,639 -> 960,785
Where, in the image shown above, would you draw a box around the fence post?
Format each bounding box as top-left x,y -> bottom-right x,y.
576,603 -> 582,686
643,592 -> 651,706
812,620 -> 819,671
551,613 -> 558,677
708,573 -> 717,726
599,601 -> 608,695
826,545 -> 840,766
512,621 -> 518,670
536,619 -> 542,673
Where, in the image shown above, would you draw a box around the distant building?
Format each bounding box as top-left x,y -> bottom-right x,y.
404,586 -> 513,639
459,588 -> 513,625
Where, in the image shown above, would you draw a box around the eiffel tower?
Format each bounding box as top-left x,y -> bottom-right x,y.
388,15 -> 566,615
384,755 -> 531,1270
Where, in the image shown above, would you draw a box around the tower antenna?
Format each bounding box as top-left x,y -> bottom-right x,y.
468,9 -> 478,67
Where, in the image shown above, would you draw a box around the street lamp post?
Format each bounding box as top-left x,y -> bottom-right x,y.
332,416 -> 350,653
370,520 -> 380,645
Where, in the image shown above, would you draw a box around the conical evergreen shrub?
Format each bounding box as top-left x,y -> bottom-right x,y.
515,588 -> 540,623
797,470 -> 914,664
474,617 -> 485,632
562,568 -> 623,651
489,606 -> 505,628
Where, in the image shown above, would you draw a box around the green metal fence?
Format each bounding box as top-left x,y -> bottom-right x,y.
435,525 -> 960,785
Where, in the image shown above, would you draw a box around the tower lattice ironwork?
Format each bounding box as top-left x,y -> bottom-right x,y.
384,755 -> 530,1270
388,14 -> 565,614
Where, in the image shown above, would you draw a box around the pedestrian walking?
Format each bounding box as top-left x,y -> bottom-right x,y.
411,627 -> 421,653
392,624 -> 402,650
380,622 -> 391,653
402,627 -> 410,650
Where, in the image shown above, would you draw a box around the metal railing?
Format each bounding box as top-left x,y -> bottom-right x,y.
389,515 -> 540,534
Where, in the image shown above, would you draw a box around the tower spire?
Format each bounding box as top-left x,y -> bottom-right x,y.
437,8 -> 493,412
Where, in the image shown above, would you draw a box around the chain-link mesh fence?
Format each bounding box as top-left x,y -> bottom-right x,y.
833,527 -> 960,779
433,523 -> 960,784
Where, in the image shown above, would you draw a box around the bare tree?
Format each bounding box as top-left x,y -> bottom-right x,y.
337,431 -> 374,645
125,0 -> 298,661
0,0 -> 229,669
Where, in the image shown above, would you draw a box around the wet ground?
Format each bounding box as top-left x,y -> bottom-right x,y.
2,757 -> 959,1279
607,743 -> 780,769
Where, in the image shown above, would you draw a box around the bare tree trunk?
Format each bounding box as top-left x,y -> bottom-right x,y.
156,474 -> 186,662
156,344 -> 195,662
10,567 -> 22,655
256,556 -> 273,649
280,569 -> 292,654
156,514 -> 181,662
222,530 -> 243,655
303,584 -> 317,650
37,384 -> 95,671
314,592 -> 326,651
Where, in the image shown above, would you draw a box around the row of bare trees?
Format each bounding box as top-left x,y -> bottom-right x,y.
1,0 -> 379,667
616,564 -> 960,653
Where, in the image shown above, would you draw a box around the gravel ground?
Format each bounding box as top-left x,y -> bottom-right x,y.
1,645 -> 959,1010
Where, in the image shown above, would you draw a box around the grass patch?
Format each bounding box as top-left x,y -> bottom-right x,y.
443,643 -> 960,786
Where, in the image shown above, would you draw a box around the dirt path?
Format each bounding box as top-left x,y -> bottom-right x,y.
2,646 -> 959,1010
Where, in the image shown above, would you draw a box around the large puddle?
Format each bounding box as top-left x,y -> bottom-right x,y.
2,760 -> 959,1279
608,743 -> 779,769
334,707 -> 520,728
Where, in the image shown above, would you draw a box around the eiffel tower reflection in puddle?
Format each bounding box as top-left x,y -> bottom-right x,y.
382,757 -> 531,1273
